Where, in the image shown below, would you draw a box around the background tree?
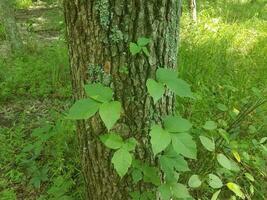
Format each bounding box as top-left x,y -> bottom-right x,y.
0,0 -> 23,52
63,0 -> 181,199
188,0 -> 197,22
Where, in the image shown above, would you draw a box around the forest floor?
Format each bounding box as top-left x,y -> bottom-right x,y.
0,0 -> 266,199
0,1 -> 66,125
0,2 -> 78,200
0,1 -> 63,57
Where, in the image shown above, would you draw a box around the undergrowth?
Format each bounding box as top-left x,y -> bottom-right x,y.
178,0 -> 267,198
0,0 -> 266,199
0,110 -> 83,200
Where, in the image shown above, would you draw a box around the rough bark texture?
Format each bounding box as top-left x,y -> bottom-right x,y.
63,0 -> 181,199
0,0 -> 23,52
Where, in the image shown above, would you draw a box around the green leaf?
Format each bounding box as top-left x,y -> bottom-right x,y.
130,191 -> 141,200
244,173 -> 255,182
163,115 -> 192,133
68,99 -> 100,120
203,120 -> 217,130
142,164 -> 161,186
160,154 -> 190,173
217,153 -> 235,171
156,68 -> 177,84
137,37 -> 151,46
217,103 -> 228,112
140,191 -> 155,200
167,78 -> 194,98
172,183 -> 191,199
218,128 -> 230,144
142,47 -> 150,57
146,79 -> 165,103
132,169 -> 143,184
158,184 -> 172,200
229,196 -> 237,200
211,190 -> 221,200
100,133 -> 123,149
156,68 -> 194,98
199,136 -> 215,151
232,150 -> 241,162
99,101 -> 122,131
122,137 -> 138,151
84,83 -> 113,103
30,176 -> 41,188
149,125 -> 171,156
31,125 -> 52,138
30,167 -> 49,188
231,160 -> 241,172
129,42 -> 142,55
217,153 -> 231,170
226,182 -> 245,199
111,148 -> 132,178
188,175 -> 202,188
208,174 -> 223,189
260,137 -> 267,144
171,133 -> 197,159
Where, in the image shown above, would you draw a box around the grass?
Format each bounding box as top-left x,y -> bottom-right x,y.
0,111 -> 83,200
0,5 -> 76,196
0,23 -> 5,40
15,0 -> 33,9
179,0 -> 267,120
0,0 -> 266,199
178,0 -> 267,198
0,40 -> 71,101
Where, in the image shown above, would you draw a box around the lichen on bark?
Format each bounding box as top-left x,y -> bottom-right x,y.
95,0 -> 110,29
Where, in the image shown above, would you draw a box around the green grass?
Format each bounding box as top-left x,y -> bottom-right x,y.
0,111 -> 83,200
178,0 -> 267,198
179,0 -> 267,120
0,23 -> 6,40
0,41 -> 71,101
15,0 -> 33,9
0,0 -> 266,199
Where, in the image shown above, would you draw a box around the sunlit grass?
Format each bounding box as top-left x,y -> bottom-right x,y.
179,0 -> 267,114
178,0 -> 267,137
16,0 -> 33,9
178,3 -> 266,197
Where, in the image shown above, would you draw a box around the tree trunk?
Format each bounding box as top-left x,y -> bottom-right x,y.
0,0 -> 23,52
63,0 -> 181,199
188,0 -> 197,22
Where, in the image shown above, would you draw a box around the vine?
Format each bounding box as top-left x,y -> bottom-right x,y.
68,38 -> 261,200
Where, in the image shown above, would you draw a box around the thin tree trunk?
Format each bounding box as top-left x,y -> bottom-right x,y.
0,0 -> 23,52
188,0 -> 197,22
63,1 -> 181,199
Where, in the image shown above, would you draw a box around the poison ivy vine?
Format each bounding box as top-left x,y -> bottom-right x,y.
67,37 -> 261,200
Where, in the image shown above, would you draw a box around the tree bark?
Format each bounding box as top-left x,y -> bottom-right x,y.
0,0 -> 23,52
188,0 -> 197,22
63,0 -> 181,199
